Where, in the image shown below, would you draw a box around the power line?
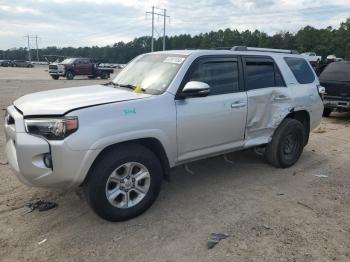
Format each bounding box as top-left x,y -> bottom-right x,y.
146,6 -> 170,52
24,35 -> 41,61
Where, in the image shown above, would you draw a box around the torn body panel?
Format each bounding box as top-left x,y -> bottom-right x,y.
244,87 -> 292,147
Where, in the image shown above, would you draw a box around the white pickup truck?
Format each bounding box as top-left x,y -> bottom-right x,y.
301,52 -> 322,64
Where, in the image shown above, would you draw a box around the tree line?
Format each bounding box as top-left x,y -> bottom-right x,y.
1,18 -> 349,63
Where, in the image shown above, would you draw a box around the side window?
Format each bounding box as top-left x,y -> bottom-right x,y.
245,58 -> 286,90
188,61 -> 239,95
284,57 -> 315,84
275,66 -> 285,86
246,59 -> 274,90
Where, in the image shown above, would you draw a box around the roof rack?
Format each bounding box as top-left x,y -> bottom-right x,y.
231,46 -> 299,54
211,47 -> 232,50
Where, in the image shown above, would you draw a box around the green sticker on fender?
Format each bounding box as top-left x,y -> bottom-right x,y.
124,108 -> 136,115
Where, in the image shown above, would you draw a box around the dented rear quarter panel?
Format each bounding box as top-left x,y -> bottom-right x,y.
244,55 -> 323,147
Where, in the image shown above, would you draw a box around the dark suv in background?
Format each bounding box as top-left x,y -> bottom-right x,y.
319,61 -> 350,116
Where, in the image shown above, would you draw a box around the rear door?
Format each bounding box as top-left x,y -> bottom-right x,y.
176,56 -> 247,162
81,58 -> 93,74
243,56 -> 292,145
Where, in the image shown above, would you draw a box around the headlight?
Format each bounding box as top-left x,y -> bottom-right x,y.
24,117 -> 78,140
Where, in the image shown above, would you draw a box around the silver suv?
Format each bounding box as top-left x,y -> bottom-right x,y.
4,47 -> 324,221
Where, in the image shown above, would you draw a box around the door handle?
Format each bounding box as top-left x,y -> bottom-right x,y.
231,101 -> 246,108
273,95 -> 289,101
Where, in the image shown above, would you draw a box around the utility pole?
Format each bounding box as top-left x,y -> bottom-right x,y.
163,9 -> 166,51
25,35 -> 31,62
35,35 -> 39,62
146,7 -> 170,52
151,6 -> 154,52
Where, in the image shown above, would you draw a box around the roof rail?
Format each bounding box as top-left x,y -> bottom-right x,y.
211,47 -> 232,50
231,46 -> 299,54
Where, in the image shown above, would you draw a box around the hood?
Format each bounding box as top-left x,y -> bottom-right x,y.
14,85 -> 151,116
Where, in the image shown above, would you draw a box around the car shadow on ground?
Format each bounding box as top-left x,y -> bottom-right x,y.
327,112 -> 350,123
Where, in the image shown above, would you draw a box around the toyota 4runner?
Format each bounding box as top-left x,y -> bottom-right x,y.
4,47 -> 324,221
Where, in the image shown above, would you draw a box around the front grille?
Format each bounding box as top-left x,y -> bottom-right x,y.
49,65 -> 58,70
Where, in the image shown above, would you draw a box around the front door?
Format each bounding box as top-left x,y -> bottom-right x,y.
176,56 -> 248,163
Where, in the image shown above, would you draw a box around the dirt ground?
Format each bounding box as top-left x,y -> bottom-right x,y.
0,66 -> 349,262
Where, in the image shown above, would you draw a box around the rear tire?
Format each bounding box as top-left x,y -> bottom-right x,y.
323,108 -> 332,117
66,70 -> 74,80
265,118 -> 305,168
84,144 -> 162,222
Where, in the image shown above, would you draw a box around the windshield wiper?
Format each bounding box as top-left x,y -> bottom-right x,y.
117,84 -> 137,90
105,82 -> 136,90
103,82 -> 118,87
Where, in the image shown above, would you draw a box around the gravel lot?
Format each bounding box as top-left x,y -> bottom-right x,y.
0,66 -> 350,262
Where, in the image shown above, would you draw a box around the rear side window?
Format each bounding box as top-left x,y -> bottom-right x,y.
284,57 -> 315,84
245,58 -> 285,90
189,61 -> 239,95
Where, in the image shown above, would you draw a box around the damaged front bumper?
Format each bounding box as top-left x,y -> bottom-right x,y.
4,105 -> 99,189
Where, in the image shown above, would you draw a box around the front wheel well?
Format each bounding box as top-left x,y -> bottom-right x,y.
81,138 -> 171,186
285,110 -> 310,145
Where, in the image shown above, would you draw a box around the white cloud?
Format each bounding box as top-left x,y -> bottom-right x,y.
0,0 -> 349,49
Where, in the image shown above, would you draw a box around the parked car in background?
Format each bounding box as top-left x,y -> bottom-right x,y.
0,60 -> 14,67
12,60 -> 34,68
5,47 -> 323,221
31,61 -> 49,65
319,61 -> 350,116
301,52 -> 322,64
48,57 -> 113,80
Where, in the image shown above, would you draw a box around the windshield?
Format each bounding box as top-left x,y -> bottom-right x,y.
319,62 -> 350,82
61,58 -> 76,64
112,53 -> 187,94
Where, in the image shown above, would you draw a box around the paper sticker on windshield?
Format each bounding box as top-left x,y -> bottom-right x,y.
163,57 -> 185,64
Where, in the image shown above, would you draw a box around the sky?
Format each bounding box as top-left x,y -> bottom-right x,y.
0,0 -> 349,50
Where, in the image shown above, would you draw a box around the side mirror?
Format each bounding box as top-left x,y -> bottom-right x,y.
180,81 -> 210,98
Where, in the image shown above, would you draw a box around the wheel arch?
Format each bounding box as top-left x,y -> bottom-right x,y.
285,109 -> 310,145
65,68 -> 74,76
81,137 -> 171,187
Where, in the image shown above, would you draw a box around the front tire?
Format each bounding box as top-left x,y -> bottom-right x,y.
51,75 -> 59,80
66,70 -> 74,80
84,144 -> 162,222
265,118 -> 305,168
